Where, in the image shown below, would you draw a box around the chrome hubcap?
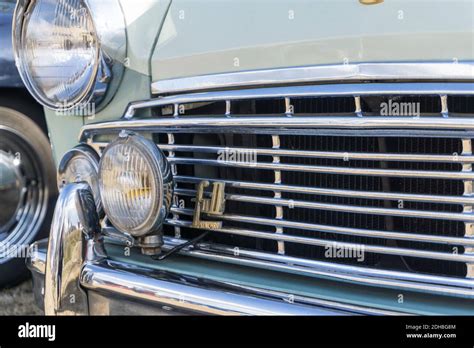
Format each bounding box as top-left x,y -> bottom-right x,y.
0,150 -> 26,233
0,125 -> 47,259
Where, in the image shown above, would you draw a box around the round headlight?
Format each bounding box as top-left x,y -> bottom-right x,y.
13,0 -> 126,111
99,133 -> 173,237
58,144 -> 102,215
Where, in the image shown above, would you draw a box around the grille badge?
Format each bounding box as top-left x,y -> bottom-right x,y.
192,181 -> 226,230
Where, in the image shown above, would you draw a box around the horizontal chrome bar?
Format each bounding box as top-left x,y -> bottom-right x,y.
80,117 -> 474,142
81,261 -> 343,315
167,211 -> 474,263
133,81 -> 474,118
158,236 -> 474,299
168,157 -> 472,180
175,188 -> 472,222
99,226 -> 474,300
151,63 -> 474,94
174,175 -> 474,205
159,144 -> 474,164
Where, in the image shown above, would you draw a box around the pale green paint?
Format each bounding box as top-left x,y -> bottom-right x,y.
152,0 -> 474,80
45,69 -> 152,163
84,67 -> 152,124
44,110 -> 84,164
119,0 -> 171,76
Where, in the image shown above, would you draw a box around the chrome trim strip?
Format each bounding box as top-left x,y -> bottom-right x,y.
103,227 -> 474,298
80,117 -> 474,141
159,144 -> 474,164
175,188 -> 473,223
221,283 -> 403,316
101,227 -> 474,298
151,63 -> 474,95
127,82 -> 474,119
174,175 -> 474,205
168,157 -> 474,180
159,235 -> 474,298
166,215 -> 474,263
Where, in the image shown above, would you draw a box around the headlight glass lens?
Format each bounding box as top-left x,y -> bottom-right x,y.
21,0 -> 98,108
99,135 -> 171,237
58,146 -> 102,214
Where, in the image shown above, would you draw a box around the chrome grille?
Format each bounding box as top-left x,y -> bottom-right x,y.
82,81 -> 474,298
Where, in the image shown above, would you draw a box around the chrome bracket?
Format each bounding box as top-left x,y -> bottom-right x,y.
192,181 -> 226,230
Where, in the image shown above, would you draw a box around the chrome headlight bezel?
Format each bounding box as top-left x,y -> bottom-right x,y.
58,144 -> 103,215
99,133 -> 174,238
12,0 -> 127,112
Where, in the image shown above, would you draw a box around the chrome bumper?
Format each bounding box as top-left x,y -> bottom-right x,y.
27,183 -> 402,315
27,184 -> 412,315
28,242 -> 346,315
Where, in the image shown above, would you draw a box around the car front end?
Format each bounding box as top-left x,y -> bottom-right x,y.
15,0 -> 474,315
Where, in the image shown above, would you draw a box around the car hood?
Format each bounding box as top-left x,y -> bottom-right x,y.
151,0 -> 474,82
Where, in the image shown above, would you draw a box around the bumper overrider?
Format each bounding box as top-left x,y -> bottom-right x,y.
27,183 -> 354,315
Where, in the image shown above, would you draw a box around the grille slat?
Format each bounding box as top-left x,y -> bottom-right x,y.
159,144 -> 474,163
168,157 -> 473,180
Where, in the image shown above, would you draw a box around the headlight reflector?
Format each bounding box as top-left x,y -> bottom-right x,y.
58,144 -> 102,214
99,133 -> 173,237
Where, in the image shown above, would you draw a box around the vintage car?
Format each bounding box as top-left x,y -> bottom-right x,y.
13,0 -> 474,315
0,0 -> 56,288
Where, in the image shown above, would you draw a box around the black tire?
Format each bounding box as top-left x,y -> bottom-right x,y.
0,97 -> 57,288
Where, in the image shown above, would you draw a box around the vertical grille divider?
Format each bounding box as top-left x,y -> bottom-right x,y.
354,96 -> 363,117
168,132 -> 181,239
272,135 -> 285,255
225,100 -> 232,117
171,104 -> 182,238
462,139 -> 474,277
285,97 -> 293,117
441,95 -> 449,118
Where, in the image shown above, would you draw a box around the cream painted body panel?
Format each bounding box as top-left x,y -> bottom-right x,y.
152,0 -> 474,81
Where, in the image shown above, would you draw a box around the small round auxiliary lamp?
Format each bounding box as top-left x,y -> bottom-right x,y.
99,132 -> 173,255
